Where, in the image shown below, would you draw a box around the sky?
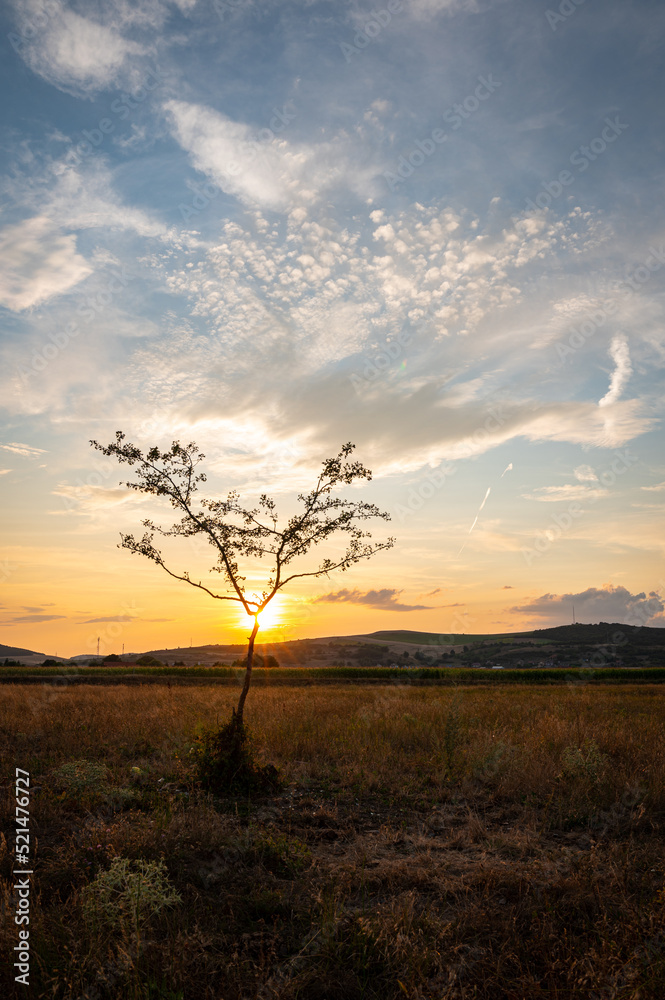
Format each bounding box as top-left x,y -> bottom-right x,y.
1,0 -> 664,658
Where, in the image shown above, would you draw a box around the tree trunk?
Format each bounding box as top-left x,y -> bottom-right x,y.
236,614 -> 260,723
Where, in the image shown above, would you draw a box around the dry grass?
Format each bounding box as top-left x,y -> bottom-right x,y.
2,682 -> 665,998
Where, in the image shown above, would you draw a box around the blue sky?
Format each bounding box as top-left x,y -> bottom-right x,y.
1,0 -> 664,655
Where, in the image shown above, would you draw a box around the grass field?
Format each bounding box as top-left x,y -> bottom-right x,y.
2,683 -> 665,998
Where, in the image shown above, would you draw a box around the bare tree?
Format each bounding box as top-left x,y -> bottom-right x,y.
90,433 -> 395,722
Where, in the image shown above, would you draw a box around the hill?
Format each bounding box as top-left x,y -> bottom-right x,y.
0,642 -> 48,658
6,623 -> 665,667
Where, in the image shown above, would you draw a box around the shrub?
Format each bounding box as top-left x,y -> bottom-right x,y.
231,653 -> 279,668
136,655 -> 163,666
191,710 -> 282,795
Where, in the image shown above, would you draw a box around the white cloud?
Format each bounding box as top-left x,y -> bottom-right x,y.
599,334 -> 632,407
522,484 -> 608,502
641,481 -> 665,492
164,99 -> 378,212
0,216 -> 92,311
0,442 -> 47,457
14,0 -> 146,96
574,464 -> 599,482
14,3 -> 146,96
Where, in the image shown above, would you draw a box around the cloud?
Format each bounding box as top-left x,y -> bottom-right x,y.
0,216 -> 92,310
141,202 -> 655,473
0,613 -> 67,624
79,615 -> 137,624
13,3 -> 146,97
77,614 -> 172,624
641,481 -> 665,492
0,469 -> 11,475
512,585 -> 664,627
574,465 -> 599,483
522,484 -> 608,502
0,442 -> 47,458
314,587 -> 433,612
164,99 -> 377,212
599,334 -> 632,408
502,585 -> 514,589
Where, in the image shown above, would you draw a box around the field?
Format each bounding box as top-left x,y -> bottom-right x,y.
2,682 -> 665,998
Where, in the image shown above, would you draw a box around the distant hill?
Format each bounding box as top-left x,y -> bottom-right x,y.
358,624 -> 665,647
522,623 -> 665,645
0,643 -> 47,658
5,622 -> 665,666
363,629 -> 509,645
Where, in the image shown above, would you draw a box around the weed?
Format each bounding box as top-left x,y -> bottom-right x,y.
81,857 -> 181,940
244,829 -> 312,878
52,758 -> 108,794
561,739 -> 610,782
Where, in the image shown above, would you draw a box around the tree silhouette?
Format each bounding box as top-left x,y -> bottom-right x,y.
90,433 -> 395,722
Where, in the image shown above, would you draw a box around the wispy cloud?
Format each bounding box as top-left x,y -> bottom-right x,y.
522,484 -> 608,502
0,442 -> 47,458
599,334 -> 632,408
314,588 -> 433,612
0,613 -> 66,624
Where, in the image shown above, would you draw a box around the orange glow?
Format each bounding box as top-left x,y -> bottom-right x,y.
240,597 -> 285,636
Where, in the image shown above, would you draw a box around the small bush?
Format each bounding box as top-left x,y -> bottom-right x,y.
81,858 -> 180,937
191,710 -> 282,795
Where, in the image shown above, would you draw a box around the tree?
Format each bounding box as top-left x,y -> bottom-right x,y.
90,433 -> 395,724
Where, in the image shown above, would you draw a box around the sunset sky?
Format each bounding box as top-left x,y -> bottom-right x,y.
1,0 -> 664,658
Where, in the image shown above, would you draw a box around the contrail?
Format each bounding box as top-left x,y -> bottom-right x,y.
458,464 -> 513,555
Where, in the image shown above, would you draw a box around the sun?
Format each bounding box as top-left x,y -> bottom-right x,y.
244,598 -> 284,634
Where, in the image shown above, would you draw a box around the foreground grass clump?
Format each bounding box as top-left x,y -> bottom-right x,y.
191,710 -> 281,794
1,683 -> 664,998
